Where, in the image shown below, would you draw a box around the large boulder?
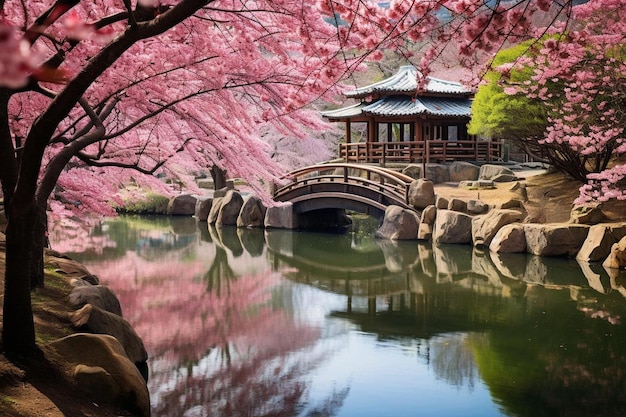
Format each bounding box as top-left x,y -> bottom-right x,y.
420,205 -> 437,225
167,194 -> 197,216
195,198 -> 213,221
237,195 -> 266,228
49,333 -> 150,417
70,304 -> 148,367
401,164 -> 422,179
408,179 -> 436,209
44,254 -> 99,285
570,203 -> 605,225
467,199 -> 489,215
472,209 -> 524,248
603,236 -> 626,269
449,161 -> 480,182
576,223 -> 626,262
523,223 -> 590,257
264,203 -> 299,229
216,190 -> 244,226
447,198 -> 467,213
479,164 -> 516,181
375,205 -> 419,240
433,210 -> 473,244
424,163 -> 450,184
207,197 -> 224,224
69,285 -> 122,316
489,224 -> 527,253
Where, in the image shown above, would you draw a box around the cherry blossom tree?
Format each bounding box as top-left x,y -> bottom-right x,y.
0,0 -> 359,358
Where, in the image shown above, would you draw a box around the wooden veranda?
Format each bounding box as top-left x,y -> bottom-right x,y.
322,65 -> 502,165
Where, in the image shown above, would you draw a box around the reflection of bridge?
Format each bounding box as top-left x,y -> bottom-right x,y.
273,163 -> 416,219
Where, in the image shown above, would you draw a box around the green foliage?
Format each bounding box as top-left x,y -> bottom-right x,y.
468,41 -> 547,140
116,192 -> 170,215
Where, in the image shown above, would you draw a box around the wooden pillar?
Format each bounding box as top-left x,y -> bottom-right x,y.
345,120 -> 351,143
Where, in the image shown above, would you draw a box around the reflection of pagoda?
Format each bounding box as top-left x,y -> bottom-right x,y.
322,65 -> 502,164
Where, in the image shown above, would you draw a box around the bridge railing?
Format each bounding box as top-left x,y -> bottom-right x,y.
274,163 -> 414,207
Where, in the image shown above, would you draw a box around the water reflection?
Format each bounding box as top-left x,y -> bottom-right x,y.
51,216 -> 626,417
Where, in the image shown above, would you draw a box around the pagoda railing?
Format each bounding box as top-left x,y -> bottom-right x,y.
339,140 -> 502,164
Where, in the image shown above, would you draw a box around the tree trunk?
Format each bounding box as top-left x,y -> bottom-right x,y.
30,204 -> 48,289
2,200 -> 37,358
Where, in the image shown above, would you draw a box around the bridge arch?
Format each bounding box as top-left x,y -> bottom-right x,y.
273,163 -> 416,220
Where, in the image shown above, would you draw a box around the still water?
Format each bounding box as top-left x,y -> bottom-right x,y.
50,215 -> 626,417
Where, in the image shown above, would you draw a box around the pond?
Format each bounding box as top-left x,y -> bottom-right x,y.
50,215 -> 626,417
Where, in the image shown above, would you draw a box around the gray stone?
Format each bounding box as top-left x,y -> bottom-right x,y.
207,197 -> 224,224
417,222 -> 433,241
492,173 -> 518,183
375,205 -> 419,240
401,164 -> 422,179
408,179 -> 436,209
577,223 -> 626,262
570,203 -> 605,225
472,209 -> 524,248
195,198 -> 213,221
70,304 -> 148,365
459,180 -> 496,190
479,164 -> 516,181
216,190 -> 244,226
69,285 -> 122,317
508,181 -> 528,201
449,161 -> 480,182
420,205 -> 437,225
424,163 -> 450,184
237,195 -> 266,228
467,199 -> 489,215
197,178 -> 215,189
167,194 -> 197,216
603,236 -> 626,269
264,203 -> 299,229
435,196 -> 449,210
489,223 -> 527,253
447,198 -> 467,213
49,334 -> 150,417
433,210 -> 473,244
524,223 -> 590,256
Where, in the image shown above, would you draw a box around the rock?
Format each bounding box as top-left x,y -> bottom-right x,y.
424,163 -> 450,184
69,285 -> 122,316
433,210 -> 473,244
489,224 -> 527,253
420,205 -> 437,225
492,173 -> 518,182
195,198 -> 213,221
467,199 -> 489,215
498,199 -> 524,210
570,203 -> 605,225
447,198 -> 467,213
408,179 -> 436,209
375,205 -> 419,240
402,164 -> 422,179
479,164 -> 516,181
70,304 -> 148,366
449,161 -> 479,182
44,255 -> 99,285
167,194 -> 197,216
49,333 -> 150,417
197,177 -> 215,189
472,209 -> 524,248
216,190 -> 244,226
264,203 -> 299,229
435,196 -> 449,210
207,197 -> 224,224
602,236 -> 626,269
524,223 -> 590,256
508,181 -> 528,201
576,223 -> 626,262
417,222 -> 433,241
237,195 -> 266,227
458,180 -> 496,190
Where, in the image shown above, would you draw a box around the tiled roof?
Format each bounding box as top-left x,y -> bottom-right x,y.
344,65 -> 473,98
321,95 -> 471,119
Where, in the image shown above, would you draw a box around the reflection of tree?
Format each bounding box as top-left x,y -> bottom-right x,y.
430,334 -> 477,390
204,245 -> 237,295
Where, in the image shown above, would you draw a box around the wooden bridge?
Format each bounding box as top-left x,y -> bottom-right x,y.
273,163 -> 416,219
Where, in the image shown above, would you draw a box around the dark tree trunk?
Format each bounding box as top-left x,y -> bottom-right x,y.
2,200 -> 37,358
30,204 -> 48,289
210,165 -> 227,190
